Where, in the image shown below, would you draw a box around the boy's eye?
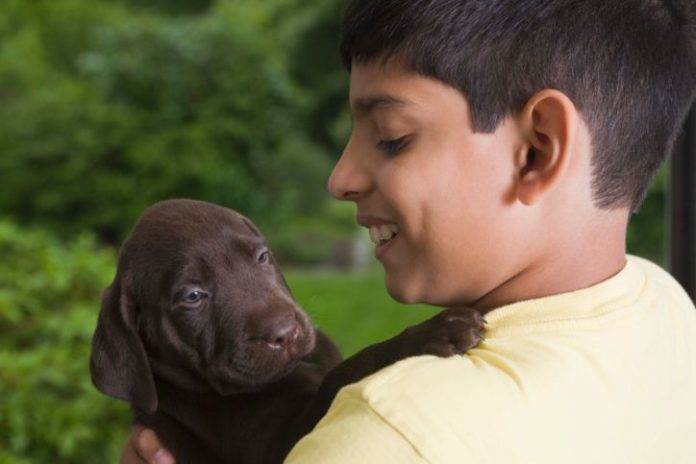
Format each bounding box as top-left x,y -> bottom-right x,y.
376,136 -> 409,156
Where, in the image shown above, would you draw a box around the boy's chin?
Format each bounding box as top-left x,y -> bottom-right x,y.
384,273 -> 481,308
384,274 -> 431,305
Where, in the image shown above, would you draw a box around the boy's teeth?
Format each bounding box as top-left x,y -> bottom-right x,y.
368,224 -> 399,244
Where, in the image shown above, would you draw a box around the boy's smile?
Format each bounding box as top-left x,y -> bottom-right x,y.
328,58 -> 530,308
356,213 -> 399,257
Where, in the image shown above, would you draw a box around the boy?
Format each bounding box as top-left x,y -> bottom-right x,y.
125,0 -> 696,462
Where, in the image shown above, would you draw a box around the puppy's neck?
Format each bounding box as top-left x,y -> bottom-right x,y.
154,375 -> 225,406
147,354 -> 221,395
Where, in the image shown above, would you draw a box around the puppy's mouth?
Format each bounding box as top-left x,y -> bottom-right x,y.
207,314 -> 316,395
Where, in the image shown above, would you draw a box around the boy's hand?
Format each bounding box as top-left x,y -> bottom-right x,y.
120,425 -> 176,464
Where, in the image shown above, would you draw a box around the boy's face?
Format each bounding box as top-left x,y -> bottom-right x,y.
329,59 -> 533,308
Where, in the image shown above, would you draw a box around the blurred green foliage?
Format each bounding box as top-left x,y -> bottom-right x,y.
0,221 -> 128,462
627,167 -> 667,265
0,0 -> 348,262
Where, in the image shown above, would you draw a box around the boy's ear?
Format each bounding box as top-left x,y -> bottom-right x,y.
514,89 -> 579,206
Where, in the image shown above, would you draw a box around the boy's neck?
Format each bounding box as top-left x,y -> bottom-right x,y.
472,209 -> 629,314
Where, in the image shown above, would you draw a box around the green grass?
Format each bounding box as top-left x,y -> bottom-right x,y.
285,268 -> 440,357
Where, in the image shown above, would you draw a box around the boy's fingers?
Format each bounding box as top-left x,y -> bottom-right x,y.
152,448 -> 176,464
120,425 -> 176,464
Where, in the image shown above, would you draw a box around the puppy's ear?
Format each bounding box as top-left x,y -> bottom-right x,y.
90,278 -> 158,413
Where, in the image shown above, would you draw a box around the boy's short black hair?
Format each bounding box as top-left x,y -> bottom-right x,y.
340,0 -> 696,211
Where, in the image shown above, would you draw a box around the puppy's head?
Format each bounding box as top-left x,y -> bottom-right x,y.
90,199 -> 316,412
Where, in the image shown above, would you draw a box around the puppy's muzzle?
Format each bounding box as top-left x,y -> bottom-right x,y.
252,315 -> 302,351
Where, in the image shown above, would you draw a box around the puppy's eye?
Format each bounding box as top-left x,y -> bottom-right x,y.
257,248 -> 271,265
181,290 -> 208,305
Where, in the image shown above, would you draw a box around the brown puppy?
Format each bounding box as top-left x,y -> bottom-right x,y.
90,199 -> 484,464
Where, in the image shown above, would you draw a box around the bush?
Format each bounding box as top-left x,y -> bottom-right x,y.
0,0 -> 338,245
0,221 -> 130,463
627,167 -> 667,265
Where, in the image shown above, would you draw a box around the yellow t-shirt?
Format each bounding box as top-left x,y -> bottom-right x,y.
285,256 -> 696,463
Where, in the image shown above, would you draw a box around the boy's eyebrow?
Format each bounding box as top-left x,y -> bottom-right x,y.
351,94 -> 411,116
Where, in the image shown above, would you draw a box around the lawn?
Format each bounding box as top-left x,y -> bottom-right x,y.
285,268 -> 440,357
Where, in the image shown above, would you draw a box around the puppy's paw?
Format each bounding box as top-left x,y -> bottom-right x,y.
398,307 -> 486,358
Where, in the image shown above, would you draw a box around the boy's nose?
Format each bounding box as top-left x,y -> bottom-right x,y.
327,137 -> 372,201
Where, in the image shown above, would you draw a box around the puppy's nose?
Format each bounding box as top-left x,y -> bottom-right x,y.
260,317 -> 301,350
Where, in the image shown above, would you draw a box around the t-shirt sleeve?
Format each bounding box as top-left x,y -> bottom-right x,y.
284,394 -> 427,464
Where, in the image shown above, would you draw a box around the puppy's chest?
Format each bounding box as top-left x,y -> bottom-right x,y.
141,388 -> 305,464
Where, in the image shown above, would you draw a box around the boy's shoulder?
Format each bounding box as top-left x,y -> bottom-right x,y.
334,257 -> 694,380
326,261 -> 696,462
